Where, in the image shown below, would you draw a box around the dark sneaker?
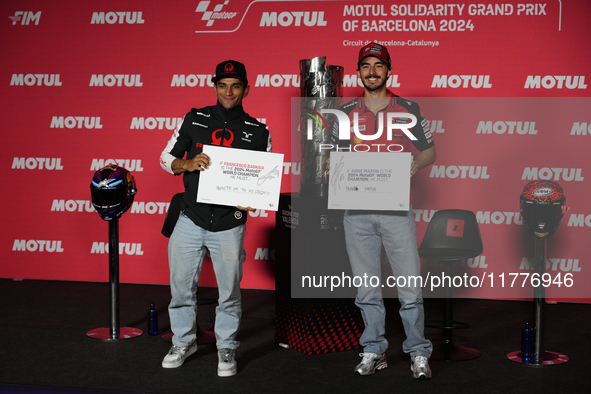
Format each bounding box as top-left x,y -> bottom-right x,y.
217,348 -> 237,377
161,343 -> 197,368
354,352 -> 388,375
410,355 -> 432,379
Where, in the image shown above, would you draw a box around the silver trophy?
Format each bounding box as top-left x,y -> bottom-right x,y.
299,57 -> 344,198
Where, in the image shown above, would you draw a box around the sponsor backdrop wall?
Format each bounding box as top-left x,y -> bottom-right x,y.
1,0 -> 590,301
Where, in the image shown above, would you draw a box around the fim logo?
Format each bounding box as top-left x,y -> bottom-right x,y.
9,11 -> 41,25
346,186 -> 359,192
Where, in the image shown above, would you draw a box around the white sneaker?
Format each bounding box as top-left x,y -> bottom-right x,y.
217,348 -> 237,377
410,355 -> 432,379
353,352 -> 388,375
161,343 -> 197,368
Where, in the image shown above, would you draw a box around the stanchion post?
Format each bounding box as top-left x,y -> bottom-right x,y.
108,218 -> 120,340
86,216 -> 143,341
533,237 -> 545,365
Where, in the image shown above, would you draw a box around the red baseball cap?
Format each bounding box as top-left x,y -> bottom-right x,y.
357,42 -> 391,69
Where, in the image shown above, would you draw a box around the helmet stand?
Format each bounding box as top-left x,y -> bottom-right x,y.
508,181 -> 569,366
507,234 -> 568,366
507,237 -> 568,366
86,219 -> 143,341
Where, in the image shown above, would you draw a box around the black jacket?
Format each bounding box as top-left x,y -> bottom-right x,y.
168,101 -> 272,231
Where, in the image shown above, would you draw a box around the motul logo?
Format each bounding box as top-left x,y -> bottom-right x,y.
248,209 -> 269,218
130,117 -> 183,130
568,214 -> 591,227
90,159 -> 144,172
91,12 -> 145,24
520,258 -> 581,272
413,209 -> 436,222
50,116 -> 103,129
130,201 -> 169,215
89,74 -> 143,87
524,76 -> 587,89
429,165 -> 490,179
465,256 -> 488,269
255,74 -> 300,87
91,242 -> 144,255
522,167 -> 584,181
476,211 -> 522,225
10,74 -> 62,86
282,162 -> 301,175
260,11 -> 327,27
254,248 -> 276,260
171,75 -> 214,87
571,122 -> 591,135
431,75 -> 492,88
12,157 -> 63,170
430,120 -> 445,133
476,121 -> 538,135
51,200 -> 95,213
13,240 -> 64,253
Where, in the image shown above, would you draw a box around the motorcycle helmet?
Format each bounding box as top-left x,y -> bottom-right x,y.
90,164 -> 137,220
520,180 -> 565,238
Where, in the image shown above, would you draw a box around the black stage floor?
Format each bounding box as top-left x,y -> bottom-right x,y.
1,279 -> 589,394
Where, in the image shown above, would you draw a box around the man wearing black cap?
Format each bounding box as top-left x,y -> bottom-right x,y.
336,43 -> 436,379
159,60 -> 272,376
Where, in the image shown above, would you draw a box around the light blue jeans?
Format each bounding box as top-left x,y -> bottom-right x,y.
344,209 -> 432,357
168,212 -> 246,350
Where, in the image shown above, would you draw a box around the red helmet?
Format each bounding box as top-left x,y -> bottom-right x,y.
520,181 -> 565,238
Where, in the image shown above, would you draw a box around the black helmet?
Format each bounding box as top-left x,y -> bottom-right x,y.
90,164 -> 137,220
520,180 -> 565,238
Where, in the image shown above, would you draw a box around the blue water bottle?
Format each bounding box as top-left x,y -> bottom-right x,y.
521,321 -> 535,363
148,301 -> 158,336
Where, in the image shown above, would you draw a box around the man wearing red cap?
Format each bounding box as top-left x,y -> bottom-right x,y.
159,60 -> 272,376
337,42 -> 436,379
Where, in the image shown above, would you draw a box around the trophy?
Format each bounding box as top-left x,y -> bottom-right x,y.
299,57 -> 343,198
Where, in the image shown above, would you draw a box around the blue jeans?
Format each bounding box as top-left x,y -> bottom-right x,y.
344,209 -> 432,357
168,212 -> 246,350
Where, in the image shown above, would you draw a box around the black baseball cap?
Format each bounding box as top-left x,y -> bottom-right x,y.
212,60 -> 248,85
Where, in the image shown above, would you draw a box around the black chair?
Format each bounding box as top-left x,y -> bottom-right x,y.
161,192 -> 186,238
418,209 -> 483,361
161,192 -> 216,345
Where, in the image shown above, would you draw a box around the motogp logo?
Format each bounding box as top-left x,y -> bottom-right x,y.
195,0 -> 239,29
